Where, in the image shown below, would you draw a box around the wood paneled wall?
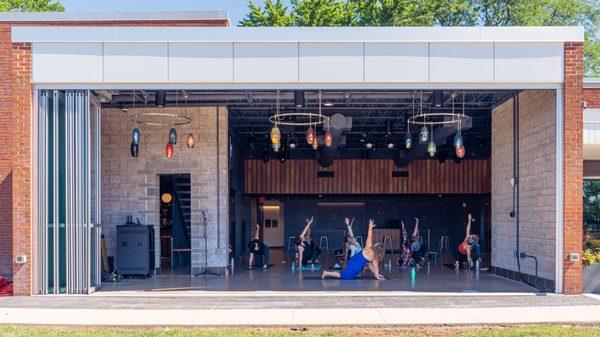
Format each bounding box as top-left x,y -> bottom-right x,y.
244,159 -> 490,195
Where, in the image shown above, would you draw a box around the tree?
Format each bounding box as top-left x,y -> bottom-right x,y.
239,0 -> 293,26
239,0 -> 600,76
0,0 -> 64,12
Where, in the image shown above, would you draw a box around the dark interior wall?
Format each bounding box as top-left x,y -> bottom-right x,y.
276,195 -> 489,251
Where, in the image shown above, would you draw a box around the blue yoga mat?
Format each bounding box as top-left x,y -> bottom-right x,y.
294,264 -> 322,271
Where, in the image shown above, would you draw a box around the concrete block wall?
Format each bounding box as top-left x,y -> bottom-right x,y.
101,106 -> 229,273
492,90 -> 557,282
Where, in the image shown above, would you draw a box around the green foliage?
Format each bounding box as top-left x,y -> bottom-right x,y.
239,0 -> 600,76
583,248 -> 600,265
239,0 -> 293,27
583,180 -> 600,226
0,0 -> 64,12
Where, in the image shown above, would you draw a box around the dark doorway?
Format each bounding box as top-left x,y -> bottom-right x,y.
159,174 -> 191,271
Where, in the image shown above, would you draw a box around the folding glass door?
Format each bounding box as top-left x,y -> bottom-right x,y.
36,90 -> 101,294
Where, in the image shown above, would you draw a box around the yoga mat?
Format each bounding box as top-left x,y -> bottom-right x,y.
246,264 -> 276,270
294,264 -> 322,271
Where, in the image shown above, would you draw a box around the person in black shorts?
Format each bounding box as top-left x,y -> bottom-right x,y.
248,223 -> 270,269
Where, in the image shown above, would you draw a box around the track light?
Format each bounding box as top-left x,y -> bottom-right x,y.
287,134 -> 298,149
294,90 -> 305,108
385,137 -> 395,149
433,90 -> 443,108
364,137 -> 375,150
247,133 -> 256,149
155,91 -> 166,108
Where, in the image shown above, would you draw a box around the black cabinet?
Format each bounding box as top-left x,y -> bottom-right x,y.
116,225 -> 155,277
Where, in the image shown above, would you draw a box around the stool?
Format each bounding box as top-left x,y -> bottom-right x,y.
319,236 -> 329,253
287,236 -> 297,254
355,236 -> 364,247
439,236 -> 450,255
383,236 -> 394,254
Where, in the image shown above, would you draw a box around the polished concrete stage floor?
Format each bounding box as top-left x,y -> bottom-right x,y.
99,249 -> 535,293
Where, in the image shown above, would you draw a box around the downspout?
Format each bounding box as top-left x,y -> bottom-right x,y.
512,92 -> 543,291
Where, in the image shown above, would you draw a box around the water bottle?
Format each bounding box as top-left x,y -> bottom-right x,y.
291,261 -> 296,271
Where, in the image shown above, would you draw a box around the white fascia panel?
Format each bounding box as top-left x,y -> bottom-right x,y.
364,42 -> 428,82
234,42 -> 298,83
32,43 -> 103,83
495,43 -> 563,83
429,43 -> 494,82
103,42 -> 168,83
299,42 -> 363,83
169,42 -> 233,83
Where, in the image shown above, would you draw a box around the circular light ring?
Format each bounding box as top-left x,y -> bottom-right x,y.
268,112 -> 329,126
408,113 -> 470,126
131,112 -> 192,127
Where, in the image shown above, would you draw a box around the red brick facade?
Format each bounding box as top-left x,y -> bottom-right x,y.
0,21 -> 588,295
585,88 -> 600,109
563,42 -> 584,295
0,18 -> 228,296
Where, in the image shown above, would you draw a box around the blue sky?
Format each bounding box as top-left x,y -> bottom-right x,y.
58,0 -> 291,25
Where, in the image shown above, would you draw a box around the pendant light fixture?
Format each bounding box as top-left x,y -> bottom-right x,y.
420,125 -> 429,143
130,142 -> 138,157
322,93 -> 333,147
454,132 -> 463,150
452,93 -> 463,150
456,144 -> 465,159
166,142 -> 174,158
324,129 -> 333,147
306,126 -> 315,145
427,124 -> 436,157
132,128 -> 140,145
405,91 -> 414,149
168,127 -> 177,144
419,92 -> 429,143
404,133 -> 413,149
271,125 -> 281,152
271,90 -> 282,152
311,134 -> 319,150
186,133 -> 196,149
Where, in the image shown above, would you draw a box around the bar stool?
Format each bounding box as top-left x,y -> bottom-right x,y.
286,236 -> 297,254
383,236 -> 394,254
319,236 -> 329,253
439,236 -> 450,255
355,236 -> 364,247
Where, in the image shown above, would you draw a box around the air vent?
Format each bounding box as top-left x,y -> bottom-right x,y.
392,171 -> 409,178
317,171 -> 334,178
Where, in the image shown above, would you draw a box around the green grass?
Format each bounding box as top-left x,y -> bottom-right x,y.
0,325 -> 599,337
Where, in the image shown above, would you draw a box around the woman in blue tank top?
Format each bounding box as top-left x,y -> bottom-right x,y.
322,219 -> 386,280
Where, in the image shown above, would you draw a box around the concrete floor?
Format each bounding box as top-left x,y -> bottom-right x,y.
99,249 -> 535,293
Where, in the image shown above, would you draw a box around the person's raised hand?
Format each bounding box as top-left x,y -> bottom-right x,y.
401,221 -> 405,228
255,223 -> 260,229
467,213 -> 472,221
368,219 -> 376,229
414,217 -> 419,222
344,217 -> 350,226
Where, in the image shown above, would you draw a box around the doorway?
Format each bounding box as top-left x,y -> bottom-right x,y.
159,174 -> 192,271
260,203 -> 284,247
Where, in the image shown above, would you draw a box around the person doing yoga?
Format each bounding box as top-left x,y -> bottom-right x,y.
344,217 -> 362,259
294,216 -> 321,267
322,219 -> 386,280
248,223 -> 270,269
454,213 -> 480,270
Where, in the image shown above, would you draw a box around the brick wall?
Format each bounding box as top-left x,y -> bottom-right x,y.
0,24 -> 13,279
101,107 -> 229,272
563,42 -> 584,294
0,18 -> 229,295
584,88 -> 600,109
491,90 -> 557,284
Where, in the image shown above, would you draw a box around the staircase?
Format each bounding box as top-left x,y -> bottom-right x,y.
172,175 -> 192,238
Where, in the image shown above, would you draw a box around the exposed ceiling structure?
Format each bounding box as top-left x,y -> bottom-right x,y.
101,89 -> 514,163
